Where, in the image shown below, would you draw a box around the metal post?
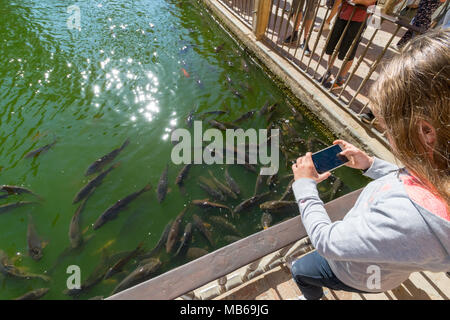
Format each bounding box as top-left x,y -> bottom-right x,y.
348,24 -> 401,108
284,0 -> 305,51
306,6 -> 331,71
270,0 -> 283,40
274,0 -> 289,46
326,7 -> 357,77
313,3 -> 345,78
298,0 -> 322,62
337,27 -> 379,99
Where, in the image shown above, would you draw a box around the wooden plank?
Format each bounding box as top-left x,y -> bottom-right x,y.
254,0 -> 271,40
107,188 -> 363,300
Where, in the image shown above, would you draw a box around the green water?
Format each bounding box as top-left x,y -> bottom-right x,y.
0,0 -> 369,299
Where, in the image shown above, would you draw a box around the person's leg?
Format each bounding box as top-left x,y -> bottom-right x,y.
295,12 -> 304,31
284,0 -> 303,43
336,59 -> 353,80
303,0 -> 316,39
321,17 -> 349,84
320,18 -> 345,83
303,18 -> 313,39
300,0 -> 317,54
326,59 -> 353,90
397,0 -> 441,47
325,20 -> 363,89
290,251 -> 334,300
326,0 -> 342,25
327,53 -> 337,73
287,0 -> 316,49
291,250 -> 370,300
300,18 -> 314,55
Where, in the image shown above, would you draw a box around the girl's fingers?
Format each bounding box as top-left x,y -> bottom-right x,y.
338,150 -> 357,166
304,153 -> 315,167
317,171 -> 331,183
339,149 -> 356,157
333,140 -> 348,148
349,155 -> 355,166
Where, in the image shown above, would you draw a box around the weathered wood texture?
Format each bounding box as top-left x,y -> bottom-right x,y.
108,188 -> 363,300
253,0 -> 272,40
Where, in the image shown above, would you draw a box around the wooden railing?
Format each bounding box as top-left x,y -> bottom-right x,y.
107,187 -> 363,300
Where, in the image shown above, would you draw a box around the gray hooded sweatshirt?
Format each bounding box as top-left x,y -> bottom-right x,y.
292,157 -> 450,292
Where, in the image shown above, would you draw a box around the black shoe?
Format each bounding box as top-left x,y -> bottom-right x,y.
359,111 -> 375,124
284,31 -> 299,44
300,42 -> 312,56
323,78 -> 333,89
304,45 -> 312,57
318,71 -> 331,84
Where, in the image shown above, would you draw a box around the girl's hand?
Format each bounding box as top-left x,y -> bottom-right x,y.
333,140 -> 374,171
292,153 -> 331,183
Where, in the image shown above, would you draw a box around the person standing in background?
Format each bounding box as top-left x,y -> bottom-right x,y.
319,0 -> 376,91
396,0 -> 444,48
284,0 -> 320,56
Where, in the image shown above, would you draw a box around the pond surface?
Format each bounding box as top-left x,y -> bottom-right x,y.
0,0 -> 369,299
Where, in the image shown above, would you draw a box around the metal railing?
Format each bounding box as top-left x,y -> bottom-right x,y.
107,188 -> 362,300
262,0 -> 428,139
214,0 -> 445,144
219,0 -> 256,28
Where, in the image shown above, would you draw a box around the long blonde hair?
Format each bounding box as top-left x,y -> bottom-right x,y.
369,29 -> 450,205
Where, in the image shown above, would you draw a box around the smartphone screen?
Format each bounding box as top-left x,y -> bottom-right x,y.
311,144 -> 349,174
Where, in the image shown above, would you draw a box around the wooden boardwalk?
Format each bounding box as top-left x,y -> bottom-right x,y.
215,253 -> 450,300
